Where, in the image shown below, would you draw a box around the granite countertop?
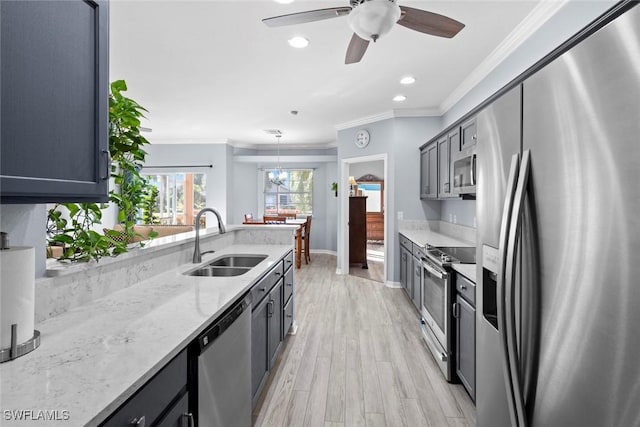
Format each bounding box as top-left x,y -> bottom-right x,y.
452,264 -> 477,283
0,244 -> 291,426
399,228 -> 475,248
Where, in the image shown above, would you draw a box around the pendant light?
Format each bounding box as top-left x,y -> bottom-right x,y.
269,134 -> 288,186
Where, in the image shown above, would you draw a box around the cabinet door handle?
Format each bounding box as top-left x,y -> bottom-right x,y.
286,283 -> 293,287
101,149 -> 110,181
181,413 -> 195,427
453,302 -> 459,318
460,284 -> 467,290
286,314 -> 293,318
444,182 -> 450,192
130,416 -> 146,427
267,300 -> 274,317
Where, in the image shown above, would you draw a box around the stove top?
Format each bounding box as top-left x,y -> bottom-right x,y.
425,246 -> 476,266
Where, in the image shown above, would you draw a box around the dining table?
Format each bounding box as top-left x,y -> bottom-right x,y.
243,217 -> 308,268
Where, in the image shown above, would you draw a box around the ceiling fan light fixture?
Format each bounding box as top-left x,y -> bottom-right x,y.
347,0 -> 401,42
393,94 -> 407,102
288,36 -> 309,48
400,76 -> 416,85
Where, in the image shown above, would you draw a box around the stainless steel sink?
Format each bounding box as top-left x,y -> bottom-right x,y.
186,254 -> 268,277
188,266 -> 251,277
208,255 -> 267,268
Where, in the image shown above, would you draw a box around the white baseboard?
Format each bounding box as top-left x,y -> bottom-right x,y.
310,249 -> 337,256
385,281 -> 403,289
335,268 -> 347,275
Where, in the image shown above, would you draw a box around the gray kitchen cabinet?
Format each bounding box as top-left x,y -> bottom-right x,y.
400,236 -> 412,295
267,280 -> 283,369
438,133 -> 457,199
420,142 -> 438,199
0,0 -> 110,203
251,295 -> 270,407
460,118 -> 477,151
100,350 -> 188,427
251,251 -> 294,408
155,393 -> 191,427
412,255 -> 422,310
454,273 -> 476,401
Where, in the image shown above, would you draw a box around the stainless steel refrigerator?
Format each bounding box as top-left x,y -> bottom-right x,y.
476,3 -> 640,426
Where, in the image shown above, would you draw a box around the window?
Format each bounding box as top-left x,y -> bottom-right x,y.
142,173 -> 206,225
264,169 -> 313,215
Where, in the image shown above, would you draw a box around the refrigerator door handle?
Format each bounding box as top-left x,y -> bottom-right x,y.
470,154 -> 477,186
505,149 -> 532,427
497,153 -> 521,427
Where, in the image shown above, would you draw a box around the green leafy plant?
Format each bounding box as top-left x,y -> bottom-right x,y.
108,79 -> 153,242
47,80 -> 156,261
331,182 -> 338,197
141,184 -> 160,225
47,204 -> 127,262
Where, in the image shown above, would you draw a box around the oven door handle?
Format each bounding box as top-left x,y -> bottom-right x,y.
422,261 -> 447,280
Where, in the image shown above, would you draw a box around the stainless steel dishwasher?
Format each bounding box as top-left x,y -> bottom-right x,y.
191,295 -> 251,427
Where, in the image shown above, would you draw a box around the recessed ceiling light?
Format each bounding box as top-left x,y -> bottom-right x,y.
400,76 -> 416,85
288,36 -> 309,48
393,95 -> 407,102
275,0 -> 294,3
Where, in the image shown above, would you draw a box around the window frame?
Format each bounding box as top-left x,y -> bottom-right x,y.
261,168 -> 313,216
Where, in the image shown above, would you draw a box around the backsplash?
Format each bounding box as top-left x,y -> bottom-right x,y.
399,220 -> 476,244
35,227 -> 294,322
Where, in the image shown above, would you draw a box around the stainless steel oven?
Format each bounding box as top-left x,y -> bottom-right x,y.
420,257 -> 454,380
419,246 -> 476,382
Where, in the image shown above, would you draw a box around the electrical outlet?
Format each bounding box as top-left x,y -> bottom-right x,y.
453,214 -> 457,224
397,211 -> 404,220
473,216 -> 477,228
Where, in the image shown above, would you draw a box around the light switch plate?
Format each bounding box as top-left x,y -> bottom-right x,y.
397,211 -> 404,220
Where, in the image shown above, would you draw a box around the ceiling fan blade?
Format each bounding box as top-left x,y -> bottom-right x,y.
262,7 -> 352,27
345,33 -> 370,64
397,6 -> 465,38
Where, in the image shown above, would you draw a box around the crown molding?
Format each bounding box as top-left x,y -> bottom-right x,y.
334,107 -> 441,131
148,138 -> 229,145
439,0 -> 569,114
335,111 -> 396,131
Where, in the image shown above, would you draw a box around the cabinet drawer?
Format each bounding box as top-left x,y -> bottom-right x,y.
412,244 -> 426,259
101,350 -> 187,427
399,234 -> 412,249
155,393 -> 190,427
283,296 -> 294,337
284,251 -> 294,272
251,261 -> 283,308
283,267 -> 294,305
456,273 -> 476,305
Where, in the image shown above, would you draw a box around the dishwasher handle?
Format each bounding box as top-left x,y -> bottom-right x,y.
198,295 -> 251,352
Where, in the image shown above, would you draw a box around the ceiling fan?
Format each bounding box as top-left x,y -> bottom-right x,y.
262,0 -> 465,64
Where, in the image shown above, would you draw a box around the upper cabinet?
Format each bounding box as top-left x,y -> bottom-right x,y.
420,142 -> 438,200
0,0 -> 110,203
438,131 -> 457,199
460,118 -> 477,152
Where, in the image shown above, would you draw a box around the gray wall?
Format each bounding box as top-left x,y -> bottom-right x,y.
231,156 -> 338,252
143,143 -> 230,222
337,116 -> 442,282
349,160 -> 383,181
441,199 -> 476,228
0,205 -> 47,277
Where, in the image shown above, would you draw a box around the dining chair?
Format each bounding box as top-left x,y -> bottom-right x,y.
302,215 -> 312,264
263,216 -> 286,224
243,213 -> 255,224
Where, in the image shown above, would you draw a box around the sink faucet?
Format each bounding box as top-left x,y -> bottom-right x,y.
193,208 -> 226,263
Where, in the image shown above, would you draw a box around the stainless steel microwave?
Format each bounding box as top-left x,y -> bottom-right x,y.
452,148 -> 476,194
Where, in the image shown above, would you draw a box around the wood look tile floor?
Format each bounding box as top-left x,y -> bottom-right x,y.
253,254 -> 476,427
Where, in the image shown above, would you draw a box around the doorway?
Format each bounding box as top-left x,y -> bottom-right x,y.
339,154 -> 388,284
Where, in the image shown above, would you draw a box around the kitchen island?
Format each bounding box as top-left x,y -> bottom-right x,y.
0,226 -> 295,426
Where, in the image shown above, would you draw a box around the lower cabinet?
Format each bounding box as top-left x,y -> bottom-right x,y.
412,255 -> 422,310
250,251 -> 295,408
101,350 -> 188,427
454,273 -> 476,401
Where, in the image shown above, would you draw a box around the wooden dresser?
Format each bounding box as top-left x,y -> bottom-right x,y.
349,196 -> 368,269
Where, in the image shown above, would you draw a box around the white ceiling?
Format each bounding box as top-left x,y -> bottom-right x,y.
109,0 -> 545,147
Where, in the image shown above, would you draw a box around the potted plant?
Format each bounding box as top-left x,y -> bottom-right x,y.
331,182 -> 338,197
47,80 -> 156,261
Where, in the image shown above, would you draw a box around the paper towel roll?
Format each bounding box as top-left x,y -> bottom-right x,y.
0,247 -> 35,349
